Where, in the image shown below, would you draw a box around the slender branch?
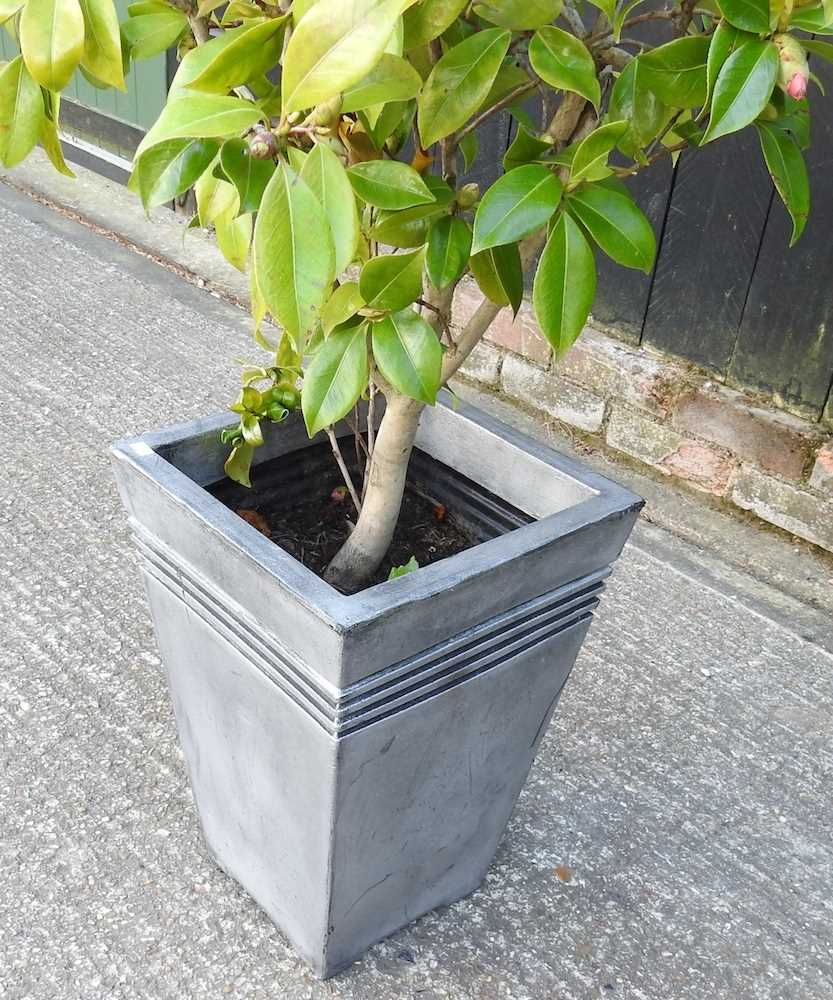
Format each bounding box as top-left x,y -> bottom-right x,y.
364,381 -> 376,501
451,81 -> 537,147
561,1 -> 587,37
326,428 -> 362,514
586,9 -> 675,46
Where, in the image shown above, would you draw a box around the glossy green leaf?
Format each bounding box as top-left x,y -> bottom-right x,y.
78,0 -> 125,89
503,125 -> 555,172
347,159 -> 435,209
302,322 -> 369,435
567,183 -> 656,272
254,163 -> 336,349
341,53 -> 422,112
426,215 -> 471,289
19,0 -> 85,91
718,0 -> 769,33
417,28 -> 511,147
300,142 -> 360,273
168,26 -> 242,97
136,95 -> 263,157
472,164 -> 562,253
469,243 -> 523,315
0,57 -> 43,168
321,281 -> 365,333
473,0 -> 563,29
706,22 -> 742,101
569,121 -> 629,185
608,57 -> 668,156
756,120 -> 809,245
790,6 -> 833,32
216,210 -> 253,271
130,138 -> 219,210
39,114 -> 75,176
703,38 -> 777,143
359,248 -> 425,311
402,0 -> 467,49
282,0 -> 414,114
120,11 -> 188,60
639,36 -> 711,108
802,38 -> 833,65
186,18 -> 287,93
218,138 -> 275,214
372,307 -> 442,403
588,0 -> 616,22
529,26 -> 600,108
370,201 -> 448,247
460,131 -> 479,171
532,212 -> 596,356
388,555 -> 419,579
478,61 -> 532,114
195,170 -> 239,226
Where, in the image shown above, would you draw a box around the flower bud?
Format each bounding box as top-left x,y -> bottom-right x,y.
774,33 -> 809,101
248,127 -> 278,160
456,182 -> 480,209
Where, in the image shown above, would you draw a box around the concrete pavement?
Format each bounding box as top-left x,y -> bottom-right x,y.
1,180 -> 832,1000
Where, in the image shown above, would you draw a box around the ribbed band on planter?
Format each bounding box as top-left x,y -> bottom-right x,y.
111,396 -> 642,978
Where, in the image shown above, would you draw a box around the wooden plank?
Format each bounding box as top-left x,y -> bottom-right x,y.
641,128 -> 772,373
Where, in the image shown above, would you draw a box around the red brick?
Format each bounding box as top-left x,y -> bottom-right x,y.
659,442 -> 737,496
452,281 -> 551,366
810,441 -> 833,495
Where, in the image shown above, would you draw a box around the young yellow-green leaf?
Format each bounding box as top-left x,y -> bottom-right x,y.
216,210 -> 253,271
78,0 -> 125,90
135,95 -> 263,157
195,170 -> 239,227
220,137 -> 275,214
702,38 -> 777,144
347,159 -> 435,210
39,114 -> 75,176
472,163 -> 562,253
755,121 -> 809,245
426,215 -> 472,290
321,281 -> 365,333
168,26 -> 244,98
469,243 -> 523,315
532,212 -> 596,356
0,57 -> 43,167
417,28 -> 511,147
638,35 -> 711,109
402,0 -> 467,49
569,120 -> 629,185
567,183 -> 656,273
186,18 -> 287,94
224,440 -> 255,487
718,0 -> 769,34
388,554 -> 419,579
371,307 -> 442,403
0,0 -> 24,24
302,322 -> 369,435
359,247 -> 425,311
130,138 -> 219,210
473,0 -> 562,29
120,11 -> 188,61
254,163 -> 336,349
608,57 -> 669,156
300,142 -> 359,274
340,53 -> 422,112
19,0 -> 85,92
282,0 -> 415,114
529,26 -> 600,108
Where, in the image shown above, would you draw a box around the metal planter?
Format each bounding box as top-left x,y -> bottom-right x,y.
111,396 -> 642,978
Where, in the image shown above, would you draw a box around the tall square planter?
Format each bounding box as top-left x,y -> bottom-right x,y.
111,396 -> 642,978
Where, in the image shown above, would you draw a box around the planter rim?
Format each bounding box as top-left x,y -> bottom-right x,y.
111,392 -> 642,632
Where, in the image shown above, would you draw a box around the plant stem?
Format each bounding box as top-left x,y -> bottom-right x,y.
326,428 -> 362,515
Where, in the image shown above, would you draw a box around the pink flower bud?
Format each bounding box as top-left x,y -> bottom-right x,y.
786,72 -> 808,100
773,33 -> 809,101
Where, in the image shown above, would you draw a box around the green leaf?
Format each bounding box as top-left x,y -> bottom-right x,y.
195,170 -> 239,227
216,210 -> 252,271
503,125 -> 555,172
702,38 -> 777,143
168,25 -> 242,98
0,57 -> 43,168
78,0 -> 125,90
706,21 -> 743,101
347,159 -> 435,209
224,441 -> 254,487
588,0 -> 616,22
371,307 -> 442,403
426,215 -> 471,289
282,0 -> 414,114
0,0 -> 24,24
639,35 -> 711,109
120,11 -> 188,61
341,53 -> 422,111
469,243 -> 523,315
608,57 -> 669,156
220,137 -> 275,214
472,164 -> 562,254
790,6 -> 833,32
802,38 -> 833,65
321,281 -> 365,333
567,183 -> 656,272
39,113 -> 75,176
359,247 -> 425,311
254,163 -> 336,349
478,60 -> 531,114
19,0 -> 85,91
532,212 -> 596,356
755,120 -> 809,246
569,121 -> 629,185
473,0 -> 563,29
302,322 -> 369,435
135,95 -> 263,157
402,0 -> 467,49
528,25 -> 600,109
130,138 -> 219,210
717,0 -> 769,33
417,28 -> 511,147
460,131 -> 479,171
300,142 -> 360,273
388,555 -> 419,579
370,201 -> 448,247
186,18 -> 287,94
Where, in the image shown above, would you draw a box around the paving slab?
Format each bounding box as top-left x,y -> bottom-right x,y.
1,183 -> 832,1000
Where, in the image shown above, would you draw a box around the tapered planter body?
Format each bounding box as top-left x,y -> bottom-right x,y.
111,396 -> 642,978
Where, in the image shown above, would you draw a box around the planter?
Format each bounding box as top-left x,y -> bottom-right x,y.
111,395 -> 642,978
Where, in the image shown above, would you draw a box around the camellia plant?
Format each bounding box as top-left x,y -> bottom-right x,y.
0,0 -> 825,590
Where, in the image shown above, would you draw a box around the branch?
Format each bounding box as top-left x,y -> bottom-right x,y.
326,428 -> 363,515
450,80 -> 538,147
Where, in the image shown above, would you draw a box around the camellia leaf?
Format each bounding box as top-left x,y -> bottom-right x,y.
417,28 -> 511,147
224,441 -> 254,487
0,57 -> 43,168
472,163 -> 563,253
120,11 -> 188,61
706,21 -> 743,101
39,114 -> 75,176
638,35 -> 711,109
503,125 -> 555,172
370,201 -> 449,247
195,169 -> 239,227
567,183 -> 656,273
802,38 -> 833,65
532,212 -> 596,357
371,307 -> 442,404
168,26 -> 244,98
608,57 -> 669,156
702,38 -> 778,144
0,0 -> 24,24
717,0 -> 769,34
130,138 -> 220,210
528,26 -> 600,109
568,121 -> 629,185
302,322 -> 369,436
300,142 -> 360,274
186,18 -> 287,93
282,0 -> 415,114
135,95 -> 263,157
347,159 -> 435,210
215,210 -> 253,271
359,247 -> 425,311
426,215 -> 472,290
321,281 -> 365,333
469,243 -> 523,315
755,120 -> 809,246
341,53 -> 422,112
220,137 -> 275,214
78,0 -> 125,90
473,0 -> 563,30
254,163 -> 336,349
402,0 -> 467,49
19,0 -> 85,92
